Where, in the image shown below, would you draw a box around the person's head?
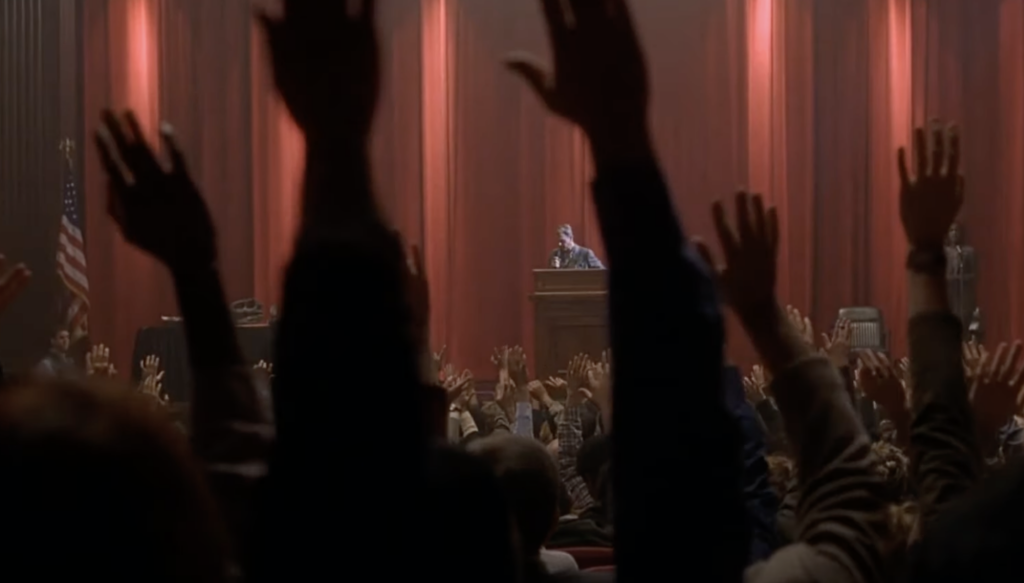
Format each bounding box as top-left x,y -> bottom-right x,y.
576,433 -> 611,505
51,329 -> 70,353
467,434 -> 560,557
947,222 -> 962,245
556,224 -> 575,250
765,454 -> 796,497
0,377 -> 227,582
872,440 -> 910,502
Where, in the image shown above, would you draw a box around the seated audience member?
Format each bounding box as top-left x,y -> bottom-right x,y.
468,434 -> 579,579
548,434 -> 613,548
0,378 -> 228,582
35,328 -> 76,378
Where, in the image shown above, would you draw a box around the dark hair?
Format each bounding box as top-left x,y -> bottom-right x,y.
467,435 -> 560,555
0,378 -> 227,582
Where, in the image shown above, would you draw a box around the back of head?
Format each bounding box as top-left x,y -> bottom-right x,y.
909,459 -> 1024,583
467,434 -> 560,556
0,378 -> 227,583
423,444 -> 521,583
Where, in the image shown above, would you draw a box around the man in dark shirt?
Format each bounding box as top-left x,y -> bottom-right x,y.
35,329 -> 76,378
549,224 -> 603,269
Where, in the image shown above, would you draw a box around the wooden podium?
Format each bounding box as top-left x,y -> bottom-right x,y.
531,269 -> 609,379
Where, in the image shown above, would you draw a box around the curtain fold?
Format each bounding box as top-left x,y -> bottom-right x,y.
81,0 -> 1024,375
83,0 -> 171,376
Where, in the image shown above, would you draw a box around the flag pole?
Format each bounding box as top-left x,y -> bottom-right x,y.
59,138 -> 75,168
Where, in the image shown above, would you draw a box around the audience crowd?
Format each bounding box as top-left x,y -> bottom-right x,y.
0,1 -> 1020,582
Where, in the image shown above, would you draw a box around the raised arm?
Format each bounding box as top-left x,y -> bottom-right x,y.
900,124 -> 983,528
698,193 -> 888,583
508,1 -> 747,579
252,2 -> 428,579
94,112 -> 267,563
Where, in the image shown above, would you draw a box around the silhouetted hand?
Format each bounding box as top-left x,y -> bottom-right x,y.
898,122 -> 962,249
0,255 -> 30,315
695,192 -> 780,321
257,0 -> 380,144
508,0 -> 648,150
95,110 -> 215,274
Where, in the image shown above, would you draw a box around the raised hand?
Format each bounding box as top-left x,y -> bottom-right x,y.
508,345 -> 529,387
253,359 -> 274,382
898,122 -> 962,249
695,192 -> 780,321
786,306 -> 814,347
430,345 -> 447,383
86,344 -> 113,377
95,111 -> 215,274
743,375 -> 767,405
969,341 -> 1024,434
856,351 -> 909,414
140,354 -> 161,380
257,0 -> 379,142
566,354 -> 593,407
445,369 -> 474,406
0,255 -> 30,315
507,0 -> 649,156
963,340 -> 988,387
140,372 -> 169,406
822,318 -> 853,369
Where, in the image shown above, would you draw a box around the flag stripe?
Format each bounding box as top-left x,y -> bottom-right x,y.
58,156 -> 89,341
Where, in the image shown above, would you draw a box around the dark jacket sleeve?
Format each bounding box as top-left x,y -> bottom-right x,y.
591,162 -> 747,582
723,365 -> 780,563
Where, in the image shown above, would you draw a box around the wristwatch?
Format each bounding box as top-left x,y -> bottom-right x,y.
906,247 -> 947,275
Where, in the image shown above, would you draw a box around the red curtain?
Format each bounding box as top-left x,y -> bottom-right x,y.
82,0 -> 1024,375
83,0 -> 173,376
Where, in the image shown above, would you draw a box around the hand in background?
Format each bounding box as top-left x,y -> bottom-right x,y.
695,192 -> 779,323
857,351 -> 909,415
86,343 -> 116,378
95,110 -> 215,275
969,341 -> 1024,439
140,354 -> 161,380
822,318 -> 852,369
898,123 -> 962,249
140,372 -> 170,407
257,0 -> 379,143
743,369 -> 769,405
0,255 -> 30,315
963,340 -> 988,387
508,346 -> 529,387
253,359 -> 274,383
566,354 -> 593,407
786,305 -> 814,348
430,346 -> 447,384
507,0 -> 650,160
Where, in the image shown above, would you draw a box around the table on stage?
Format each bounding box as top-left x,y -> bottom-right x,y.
131,323 -> 276,402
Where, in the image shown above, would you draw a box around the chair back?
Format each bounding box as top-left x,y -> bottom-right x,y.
556,546 -> 614,570
838,307 -> 887,352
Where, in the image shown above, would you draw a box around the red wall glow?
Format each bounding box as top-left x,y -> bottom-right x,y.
123,0 -> 159,138
421,0 -> 453,351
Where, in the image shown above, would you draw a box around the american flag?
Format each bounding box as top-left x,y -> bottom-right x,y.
56,142 -> 89,342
